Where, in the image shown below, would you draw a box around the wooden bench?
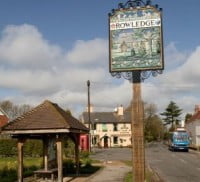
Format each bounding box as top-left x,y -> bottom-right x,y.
34,168 -> 58,181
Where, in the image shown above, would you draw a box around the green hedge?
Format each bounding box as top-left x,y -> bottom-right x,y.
24,140 -> 43,157
0,139 -> 42,157
0,139 -> 17,157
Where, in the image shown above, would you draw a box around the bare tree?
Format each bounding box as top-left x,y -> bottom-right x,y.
144,103 -> 164,142
0,100 -> 32,120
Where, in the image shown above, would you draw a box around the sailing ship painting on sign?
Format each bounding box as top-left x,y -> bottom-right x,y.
109,7 -> 164,72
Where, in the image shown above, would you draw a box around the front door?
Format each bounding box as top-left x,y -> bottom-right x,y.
104,136 -> 108,148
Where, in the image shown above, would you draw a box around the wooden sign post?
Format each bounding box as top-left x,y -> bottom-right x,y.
108,1 -> 164,181
132,71 -> 145,181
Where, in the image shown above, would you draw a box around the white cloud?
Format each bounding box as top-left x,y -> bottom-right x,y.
159,46 -> 200,91
0,68 -> 60,94
0,24 -> 200,119
66,39 -> 108,66
164,42 -> 188,70
91,80 -> 131,109
143,45 -> 200,119
0,24 -> 62,69
0,25 -> 109,96
0,24 -> 112,116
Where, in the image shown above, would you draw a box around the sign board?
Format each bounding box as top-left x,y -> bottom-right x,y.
109,7 -> 164,72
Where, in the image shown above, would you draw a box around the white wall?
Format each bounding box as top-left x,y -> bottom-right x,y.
186,120 -> 200,147
93,123 -> 132,147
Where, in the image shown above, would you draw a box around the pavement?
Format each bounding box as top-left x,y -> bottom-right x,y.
63,160 -> 131,182
25,160 -> 131,182
88,161 -> 131,182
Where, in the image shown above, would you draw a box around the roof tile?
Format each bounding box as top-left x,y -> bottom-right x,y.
188,111 -> 200,123
2,100 -> 88,132
82,111 -> 131,124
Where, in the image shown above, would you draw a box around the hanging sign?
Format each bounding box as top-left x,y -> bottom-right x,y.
109,7 -> 164,72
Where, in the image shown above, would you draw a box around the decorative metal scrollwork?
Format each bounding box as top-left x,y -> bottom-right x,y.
111,70 -> 163,82
111,72 -> 133,80
108,0 -> 162,17
141,70 -> 163,81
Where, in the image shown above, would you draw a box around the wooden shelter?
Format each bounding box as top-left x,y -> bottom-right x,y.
1,100 -> 89,182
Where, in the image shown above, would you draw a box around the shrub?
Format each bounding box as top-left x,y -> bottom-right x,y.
24,165 -> 38,177
0,166 -> 17,182
84,158 -> 92,168
0,139 -> 42,157
63,159 -> 75,173
0,139 -> 17,157
63,138 -> 75,158
80,151 -> 90,158
24,139 -> 43,157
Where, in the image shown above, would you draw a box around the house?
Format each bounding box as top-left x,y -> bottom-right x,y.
185,105 -> 200,147
0,108 -> 9,128
80,105 -> 132,148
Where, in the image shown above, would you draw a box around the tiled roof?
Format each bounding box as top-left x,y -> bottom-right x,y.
82,111 -> 131,124
187,111 -> 200,123
1,100 -> 88,133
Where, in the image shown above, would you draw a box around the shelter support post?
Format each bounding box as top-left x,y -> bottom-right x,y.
43,137 -> 48,170
56,135 -> 63,182
75,134 -> 80,175
17,139 -> 25,182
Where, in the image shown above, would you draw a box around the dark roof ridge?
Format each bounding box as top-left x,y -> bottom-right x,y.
46,100 -> 70,128
18,100 -> 50,118
46,100 -> 88,130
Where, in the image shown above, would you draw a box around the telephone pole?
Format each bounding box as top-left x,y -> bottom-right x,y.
87,80 -> 91,152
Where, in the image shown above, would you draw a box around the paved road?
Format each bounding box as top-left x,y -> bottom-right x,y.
91,147 -> 132,161
146,142 -> 200,182
91,144 -> 200,182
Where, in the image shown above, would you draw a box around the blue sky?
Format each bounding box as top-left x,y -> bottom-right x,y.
0,0 -> 199,49
0,0 -> 200,118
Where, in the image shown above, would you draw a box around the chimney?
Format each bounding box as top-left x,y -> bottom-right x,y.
117,105 -> 124,116
181,120 -> 185,128
86,104 -> 93,113
194,105 -> 200,114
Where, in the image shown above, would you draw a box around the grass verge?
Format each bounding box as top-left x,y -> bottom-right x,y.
0,156 -> 102,182
0,157 -> 42,182
122,160 -> 156,182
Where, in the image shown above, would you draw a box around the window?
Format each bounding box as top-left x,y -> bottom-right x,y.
102,124 -> 107,132
92,137 -> 97,145
113,136 -> 118,144
93,124 -> 97,130
113,123 -> 118,131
